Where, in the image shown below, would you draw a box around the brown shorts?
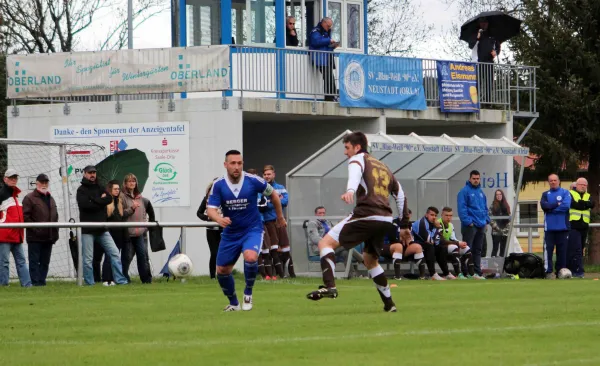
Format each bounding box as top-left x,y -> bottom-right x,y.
262,224 -> 271,251
264,220 -> 290,248
329,217 -> 395,257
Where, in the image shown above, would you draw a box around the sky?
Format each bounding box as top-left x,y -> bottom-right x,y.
78,0 -> 464,59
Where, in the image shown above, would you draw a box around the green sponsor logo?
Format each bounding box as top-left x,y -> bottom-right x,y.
154,162 -> 177,181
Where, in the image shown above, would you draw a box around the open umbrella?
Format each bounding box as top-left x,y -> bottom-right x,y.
460,11 -> 522,44
95,149 -> 150,191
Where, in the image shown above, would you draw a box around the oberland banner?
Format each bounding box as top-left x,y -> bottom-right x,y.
437,60 -> 479,113
339,54 -> 427,110
6,46 -> 230,98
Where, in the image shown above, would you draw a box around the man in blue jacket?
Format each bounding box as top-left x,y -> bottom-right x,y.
540,174 -> 571,279
262,165 -> 295,277
457,170 -> 490,280
309,17 -> 339,102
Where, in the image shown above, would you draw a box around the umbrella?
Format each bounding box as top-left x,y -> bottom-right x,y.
95,149 -> 150,191
460,11 -> 522,44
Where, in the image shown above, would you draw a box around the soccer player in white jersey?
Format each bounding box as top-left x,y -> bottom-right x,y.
207,150 -> 286,312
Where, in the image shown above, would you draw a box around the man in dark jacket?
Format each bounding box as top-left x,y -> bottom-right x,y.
568,178 -> 594,278
0,169 -> 31,287
468,17 -> 500,102
309,17 -> 339,102
76,165 -> 127,286
23,174 -> 59,286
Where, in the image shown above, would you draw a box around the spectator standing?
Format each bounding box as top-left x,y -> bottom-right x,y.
489,189 -> 511,257
568,178 -> 593,278
76,165 -> 127,286
23,174 -> 58,286
197,178 -> 223,279
121,173 -> 153,284
468,17 -> 500,102
540,174 -> 571,279
102,180 -> 128,286
0,169 -> 31,287
286,16 -> 299,46
457,170 -> 490,280
309,17 -> 339,102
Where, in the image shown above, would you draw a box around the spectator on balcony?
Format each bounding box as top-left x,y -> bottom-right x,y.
0,169 -> 31,287
309,17 -> 339,102
468,17 -> 500,102
286,16 -> 299,46
23,174 -> 58,286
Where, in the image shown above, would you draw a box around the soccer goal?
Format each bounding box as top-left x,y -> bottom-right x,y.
1,139 -> 106,280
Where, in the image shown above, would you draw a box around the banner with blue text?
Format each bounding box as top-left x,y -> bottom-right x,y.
6,46 -> 230,98
339,54 -> 427,110
437,61 -> 479,113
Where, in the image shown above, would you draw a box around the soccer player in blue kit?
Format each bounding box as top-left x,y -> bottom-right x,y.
207,150 -> 287,312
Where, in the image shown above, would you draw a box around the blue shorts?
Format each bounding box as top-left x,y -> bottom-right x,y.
216,230 -> 263,267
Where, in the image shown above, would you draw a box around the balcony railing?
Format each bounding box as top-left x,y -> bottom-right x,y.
9,45 -> 537,115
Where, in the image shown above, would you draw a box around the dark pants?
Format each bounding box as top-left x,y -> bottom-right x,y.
206,229 -> 221,279
567,228 -> 586,276
28,242 -> 53,286
92,242 -> 104,282
491,235 -> 508,257
316,61 -> 336,101
419,242 -> 437,277
462,225 -> 485,276
544,230 -> 569,274
434,245 -> 451,276
122,235 -> 152,283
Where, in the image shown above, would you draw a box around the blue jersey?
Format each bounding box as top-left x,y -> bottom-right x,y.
262,181 -> 288,222
208,173 -> 273,238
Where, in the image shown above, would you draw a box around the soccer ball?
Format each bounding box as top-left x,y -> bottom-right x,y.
168,254 -> 194,277
557,268 -> 572,279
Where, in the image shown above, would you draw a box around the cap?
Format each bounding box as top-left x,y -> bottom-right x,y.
4,168 -> 18,178
83,165 -> 97,173
36,174 -> 50,182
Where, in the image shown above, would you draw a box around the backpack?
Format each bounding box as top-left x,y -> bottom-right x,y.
503,253 -> 545,279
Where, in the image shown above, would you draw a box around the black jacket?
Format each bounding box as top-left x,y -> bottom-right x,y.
286,28 -> 299,46
76,178 -> 112,234
23,190 -> 59,244
197,195 -> 222,232
468,30 -> 500,63
107,196 -> 128,249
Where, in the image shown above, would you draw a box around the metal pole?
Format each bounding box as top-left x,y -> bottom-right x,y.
180,226 -> 187,254
527,227 -> 533,253
504,156 -> 526,260
59,145 -> 74,277
128,0 -> 134,49
76,227 -> 83,286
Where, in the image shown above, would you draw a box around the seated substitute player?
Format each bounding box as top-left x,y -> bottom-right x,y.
207,150 -> 286,312
438,207 -> 475,279
412,207 -> 446,280
306,132 -> 405,312
383,218 -> 426,280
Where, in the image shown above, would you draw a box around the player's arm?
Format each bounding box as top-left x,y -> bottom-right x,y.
342,156 -> 364,204
267,186 -> 287,228
391,179 -> 405,220
207,184 -> 231,228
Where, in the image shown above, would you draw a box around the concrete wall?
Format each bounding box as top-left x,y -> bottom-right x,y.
8,98 -> 243,277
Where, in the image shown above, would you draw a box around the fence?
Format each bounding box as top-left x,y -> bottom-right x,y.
515,223 -> 600,254
7,46 -> 537,115
1,221 -> 218,286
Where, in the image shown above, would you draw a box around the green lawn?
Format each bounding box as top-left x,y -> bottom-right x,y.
1,277 -> 599,366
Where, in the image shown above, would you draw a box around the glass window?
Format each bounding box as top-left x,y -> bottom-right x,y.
186,0 -> 221,45
328,1 -> 342,45
518,202 -> 539,233
251,0 -> 276,44
232,0 -> 247,44
346,3 -> 360,49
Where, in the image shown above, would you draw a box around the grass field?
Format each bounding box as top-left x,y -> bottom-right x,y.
1,276 -> 600,366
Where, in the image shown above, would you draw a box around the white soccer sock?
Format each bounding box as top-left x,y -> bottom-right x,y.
392,252 -> 403,262
320,247 -> 336,281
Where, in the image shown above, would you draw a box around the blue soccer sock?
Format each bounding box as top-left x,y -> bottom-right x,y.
244,261 -> 258,296
217,273 -> 239,306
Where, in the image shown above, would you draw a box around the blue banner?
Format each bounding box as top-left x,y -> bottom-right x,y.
437,61 -> 480,113
339,54 -> 426,110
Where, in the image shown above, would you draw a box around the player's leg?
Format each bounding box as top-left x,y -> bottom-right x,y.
405,243 -> 426,278
363,224 -> 396,312
216,238 -> 243,311
266,222 -> 284,278
420,242 -> 443,280
459,245 -> 474,277
240,231 -> 262,311
278,227 -> 295,278
446,244 -> 460,278
261,226 -> 273,279
258,253 -> 266,279
389,243 -> 404,280
434,244 -> 452,278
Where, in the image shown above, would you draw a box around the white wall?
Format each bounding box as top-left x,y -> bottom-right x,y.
8,98 -> 243,276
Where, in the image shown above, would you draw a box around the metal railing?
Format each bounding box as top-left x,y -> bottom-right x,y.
8,46 -> 537,114
0,221 -> 218,286
513,223 -> 600,253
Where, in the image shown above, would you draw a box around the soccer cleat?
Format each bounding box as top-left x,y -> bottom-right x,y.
446,274 -> 457,280
242,295 -> 253,311
457,273 -> 467,280
223,304 -> 241,312
393,277 -> 402,281
271,276 -> 278,281
384,305 -> 397,313
473,274 -> 487,280
306,287 -> 338,301
265,276 -> 272,281
431,273 -> 446,281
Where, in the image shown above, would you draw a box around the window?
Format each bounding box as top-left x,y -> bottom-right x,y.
285,0 -> 319,47
517,201 -> 539,237
327,0 -> 362,50
186,0 -> 221,46
250,0 -> 276,44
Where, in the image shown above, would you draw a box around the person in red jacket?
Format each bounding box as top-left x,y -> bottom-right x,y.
0,169 -> 32,287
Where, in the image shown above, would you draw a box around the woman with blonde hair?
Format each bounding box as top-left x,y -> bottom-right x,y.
197,177 -> 222,279
489,189 -> 511,257
121,173 -> 154,283
100,180 -> 128,285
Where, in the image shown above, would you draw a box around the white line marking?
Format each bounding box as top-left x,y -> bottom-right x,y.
524,357 -> 600,366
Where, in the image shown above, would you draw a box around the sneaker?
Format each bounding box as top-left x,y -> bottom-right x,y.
545,273 -> 555,280
431,273 -> 446,281
457,273 -> 467,280
384,304 -> 397,313
446,274 -> 457,280
242,295 -> 253,311
473,274 -> 487,280
102,282 -> 115,287
467,275 -> 474,279
223,304 -> 241,312
306,287 -> 338,301
393,277 -> 402,281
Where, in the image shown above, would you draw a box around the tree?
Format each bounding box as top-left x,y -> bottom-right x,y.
367,0 -> 433,56
0,0 -> 168,54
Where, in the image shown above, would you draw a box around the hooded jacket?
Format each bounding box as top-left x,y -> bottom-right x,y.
0,185 -> 24,244
76,178 -> 112,235
457,181 -> 490,228
122,191 -> 155,237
